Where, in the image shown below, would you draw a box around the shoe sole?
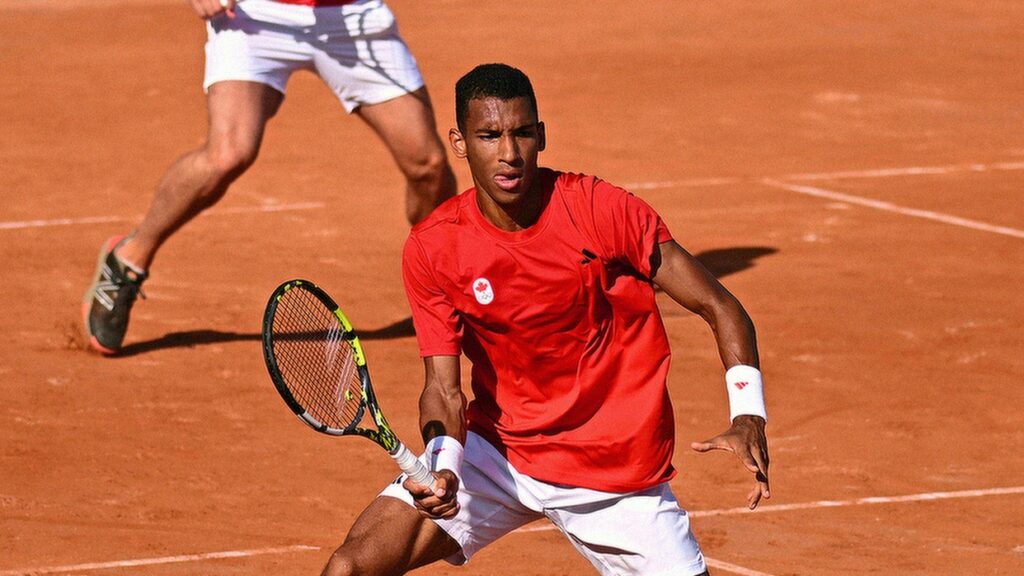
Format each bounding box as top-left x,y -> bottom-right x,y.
82,234 -> 127,356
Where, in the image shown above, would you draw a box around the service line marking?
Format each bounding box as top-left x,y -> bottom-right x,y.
693,485 -> 1024,518
11,485 -> 1014,576
782,161 -> 1024,182
0,202 -> 325,231
705,558 -> 777,576
761,179 -> 1024,239
0,545 -> 319,576
519,485 -> 1024,535
621,160 -> 1024,191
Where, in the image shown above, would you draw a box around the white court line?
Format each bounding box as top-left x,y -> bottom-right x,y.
692,485 -> 1024,518
0,202 -> 325,231
783,161 -> 1024,181
519,485 -> 1024,535
761,179 -> 1024,239
0,545 -> 319,576
623,177 -> 743,190
705,558 -> 777,576
12,486 -> 1018,576
622,161 -> 1024,191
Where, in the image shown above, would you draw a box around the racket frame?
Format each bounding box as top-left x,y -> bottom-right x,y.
262,279 -> 434,486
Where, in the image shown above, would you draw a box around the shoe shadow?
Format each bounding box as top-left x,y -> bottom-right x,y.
117,317 -> 417,357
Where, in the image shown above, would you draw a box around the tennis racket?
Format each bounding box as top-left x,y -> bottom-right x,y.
261,279 -> 435,489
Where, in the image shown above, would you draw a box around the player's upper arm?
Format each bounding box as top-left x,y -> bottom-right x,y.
651,240 -> 737,318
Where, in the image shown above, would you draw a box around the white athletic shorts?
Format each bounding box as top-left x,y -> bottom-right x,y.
380,432 -> 707,576
203,0 -> 425,112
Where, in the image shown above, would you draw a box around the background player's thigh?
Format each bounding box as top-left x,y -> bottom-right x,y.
322,496 -> 460,576
205,81 -> 284,173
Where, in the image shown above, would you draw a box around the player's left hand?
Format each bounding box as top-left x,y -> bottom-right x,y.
691,415 -> 770,509
403,469 -> 460,519
190,0 -> 237,20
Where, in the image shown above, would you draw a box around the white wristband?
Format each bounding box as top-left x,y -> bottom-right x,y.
425,436 -> 464,478
725,365 -> 767,422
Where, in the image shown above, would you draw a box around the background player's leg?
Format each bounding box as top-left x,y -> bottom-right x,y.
82,80 -> 284,354
321,496 -> 460,576
117,80 -> 284,270
355,87 -> 456,225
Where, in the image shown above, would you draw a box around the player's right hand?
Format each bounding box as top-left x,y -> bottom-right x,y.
190,0 -> 237,20
404,470 -> 460,519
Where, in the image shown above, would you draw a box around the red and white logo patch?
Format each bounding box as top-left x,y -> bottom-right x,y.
734,381 -> 749,390
472,277 -> 494,305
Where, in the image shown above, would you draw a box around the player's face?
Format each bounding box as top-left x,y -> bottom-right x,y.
450,96 -> 546,208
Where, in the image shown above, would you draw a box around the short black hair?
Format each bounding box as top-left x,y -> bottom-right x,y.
455,63 -> 538,132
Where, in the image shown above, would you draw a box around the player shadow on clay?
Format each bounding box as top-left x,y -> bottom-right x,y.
115,246 -> 776,356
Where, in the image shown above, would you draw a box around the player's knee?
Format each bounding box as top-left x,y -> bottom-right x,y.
206,138 -> 259,179
321,550 -> 359,576
404,148 -> 449,188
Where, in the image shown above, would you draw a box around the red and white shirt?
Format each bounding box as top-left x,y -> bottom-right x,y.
403,169 -> 676,493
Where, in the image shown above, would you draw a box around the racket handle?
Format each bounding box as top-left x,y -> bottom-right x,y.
391,442 -> 437,490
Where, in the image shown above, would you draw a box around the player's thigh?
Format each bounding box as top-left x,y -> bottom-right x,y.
354,88 -> 447,172
335,495 -> 460,573
205,81 -> 284,161
549,483 -> 707,576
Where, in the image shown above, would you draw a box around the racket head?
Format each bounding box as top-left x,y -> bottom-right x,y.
262,279 -> 369,436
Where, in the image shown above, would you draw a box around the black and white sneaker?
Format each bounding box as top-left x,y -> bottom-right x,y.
82,235 -> 147,355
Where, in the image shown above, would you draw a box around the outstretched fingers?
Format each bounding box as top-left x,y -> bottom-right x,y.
693,418 -> 772,509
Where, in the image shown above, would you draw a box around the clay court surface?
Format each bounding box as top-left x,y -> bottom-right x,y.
2,1 -> 1023,574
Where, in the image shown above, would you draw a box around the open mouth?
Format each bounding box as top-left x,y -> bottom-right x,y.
494,173 -> 523,191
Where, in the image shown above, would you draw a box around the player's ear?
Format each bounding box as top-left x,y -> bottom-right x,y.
537,121 -> 546,152
449,128 -> 467,158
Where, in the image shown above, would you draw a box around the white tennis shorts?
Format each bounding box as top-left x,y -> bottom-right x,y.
380,432 -> 707,576
203,0 -> 425,112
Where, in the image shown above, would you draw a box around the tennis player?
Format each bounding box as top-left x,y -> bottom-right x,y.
320,63 -> 771,576
82,0 -> 456,354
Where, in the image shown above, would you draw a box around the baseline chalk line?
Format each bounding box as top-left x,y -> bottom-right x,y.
517,485 -> 1024,534
694,485 -> 1024,518
706,557 -> 778,576
0,545 -> 319,576
782,161 -> 1024,181
761,179 -> 1024,239
0,202 -> 325,231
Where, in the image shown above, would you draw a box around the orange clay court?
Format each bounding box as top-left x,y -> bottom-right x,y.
1,1 -> 1022,574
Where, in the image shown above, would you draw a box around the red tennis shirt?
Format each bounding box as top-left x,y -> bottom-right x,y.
402,169 -> 676,492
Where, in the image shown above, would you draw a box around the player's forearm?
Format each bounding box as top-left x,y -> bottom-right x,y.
707,295 -> 760,370
419,355 -> 467,444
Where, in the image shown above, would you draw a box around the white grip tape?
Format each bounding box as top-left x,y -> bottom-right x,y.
425,435 -> 464,478
725,365 -> 767,422
391,442 -> 436,488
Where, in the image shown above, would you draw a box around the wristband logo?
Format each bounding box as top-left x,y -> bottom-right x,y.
734,381 -> 749,390
472,277 -> 494,305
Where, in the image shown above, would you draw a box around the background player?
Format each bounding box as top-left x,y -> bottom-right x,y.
82,0 -> 456,354
317,63 -> 772,576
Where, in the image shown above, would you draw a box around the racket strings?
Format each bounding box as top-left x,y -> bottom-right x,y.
272,288 -> 364,430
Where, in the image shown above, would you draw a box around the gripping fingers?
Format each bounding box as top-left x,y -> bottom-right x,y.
191,0 -> 234,19
405,471 -> 460,519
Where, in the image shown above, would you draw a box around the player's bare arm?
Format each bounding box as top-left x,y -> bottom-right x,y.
403,355 -> 466,519
651,239 -> 771,509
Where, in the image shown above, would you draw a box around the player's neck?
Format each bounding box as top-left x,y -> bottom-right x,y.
475,185 -> 545,232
